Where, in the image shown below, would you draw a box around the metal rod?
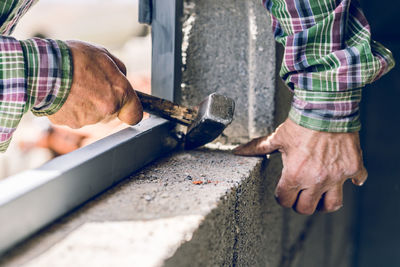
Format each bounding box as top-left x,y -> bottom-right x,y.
151,0 -> 183,101
0,118 -> 178,255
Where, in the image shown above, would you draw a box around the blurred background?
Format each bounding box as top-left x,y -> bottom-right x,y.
356,0 -> 400,266
0,0 -> 151,180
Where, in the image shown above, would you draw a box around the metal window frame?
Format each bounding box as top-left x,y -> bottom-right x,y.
0,0 -> 183,255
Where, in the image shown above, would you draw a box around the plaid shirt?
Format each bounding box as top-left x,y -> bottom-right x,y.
264,0 -> 395,132
0,0 -> 72,152
0,1 -> 395,152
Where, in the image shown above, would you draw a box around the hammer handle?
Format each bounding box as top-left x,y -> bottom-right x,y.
136,91 -> 197,126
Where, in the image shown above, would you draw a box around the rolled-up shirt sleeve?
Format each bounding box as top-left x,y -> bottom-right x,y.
263,0 -> 395,132
0,36 -> 72,152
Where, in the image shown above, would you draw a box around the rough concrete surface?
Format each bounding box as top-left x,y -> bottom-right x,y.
0,149 -> 263,267
164,154 -> 283,267
0,148 -> 356,267
180,0 -> 276,143
23,216 -> 204,267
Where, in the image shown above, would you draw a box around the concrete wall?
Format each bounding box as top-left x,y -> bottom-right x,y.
179,0 -> 276,143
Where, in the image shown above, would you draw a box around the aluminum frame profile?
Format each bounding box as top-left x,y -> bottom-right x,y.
0,117 -> 179,255
150,0 -> 183,101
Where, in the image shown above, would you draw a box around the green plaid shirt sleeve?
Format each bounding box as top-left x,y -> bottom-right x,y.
263,0 -> 395,132
0,0 -> 72,152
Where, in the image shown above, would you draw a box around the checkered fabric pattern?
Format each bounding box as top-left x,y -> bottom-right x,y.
263,0 -> 395,132
0,0 -> 72,152
0,0 -> 395,151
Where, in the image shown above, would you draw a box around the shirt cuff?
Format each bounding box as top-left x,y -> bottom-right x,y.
19,38 -> 73,116
289,88 -> 362,132
0,139 -> 11,153
0,36 -> 28,152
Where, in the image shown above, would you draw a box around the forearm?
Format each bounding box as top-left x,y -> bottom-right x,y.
264,0 -> 395,132
0,36 -> 72,152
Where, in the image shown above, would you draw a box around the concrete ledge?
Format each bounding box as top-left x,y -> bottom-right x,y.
0,149 -> 357,267
0,149 -> 261,266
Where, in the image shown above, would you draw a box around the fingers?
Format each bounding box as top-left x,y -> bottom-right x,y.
279,184 -> 343,215
103,49 -> 143,125
233,132 -> 282,156
117,82 -> 143,125
320,186 -> 343,213
351,167 -> 368,186
274,174 -> 301,208
103,50 -> 142,125
276,169 -> 324,215
294,189 -> 322,215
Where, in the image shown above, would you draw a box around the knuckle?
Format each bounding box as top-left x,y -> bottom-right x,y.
278,178 -> 300,192
114,78 -> 131,97
313,174 -> 329,186
99,97 -> 119,116
346,161 -> 363,176
67,122 -> 82,129
266,135 -> 280,148
275,181 -> 299,208
274,187 -> 286,202
285,169 -> 301,183
315,169 -> 329,180
275,195 -> 292,209
310,169 -> 335,186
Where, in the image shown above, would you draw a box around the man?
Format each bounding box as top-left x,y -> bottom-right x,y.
0,0 -> 143,152
0,0 -> 394,215
235,0 -> 395,214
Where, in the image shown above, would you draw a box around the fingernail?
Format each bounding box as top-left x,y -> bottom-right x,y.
333,205 -> 343,212
352,179 -> 364,186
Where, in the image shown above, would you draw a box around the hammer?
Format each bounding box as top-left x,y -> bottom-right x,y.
135,92 -> 235,149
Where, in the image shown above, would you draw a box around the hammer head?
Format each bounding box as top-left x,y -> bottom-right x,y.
184,93 -> 235,149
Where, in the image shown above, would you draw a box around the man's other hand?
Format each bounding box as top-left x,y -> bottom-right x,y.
48,40 -> 143,128
234,118 -> 367,215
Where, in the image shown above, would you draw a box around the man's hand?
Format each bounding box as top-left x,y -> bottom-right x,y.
48,40 -> 143,128
234,118 -> 368,215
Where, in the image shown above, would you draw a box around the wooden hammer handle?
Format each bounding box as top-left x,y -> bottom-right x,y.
136,91 -> 197,126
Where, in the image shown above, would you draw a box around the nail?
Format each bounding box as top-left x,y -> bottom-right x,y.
333,205 -> 343,212
352,178 -> 364,186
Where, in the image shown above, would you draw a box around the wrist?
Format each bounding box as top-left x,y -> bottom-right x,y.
289,87 -> 362,133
